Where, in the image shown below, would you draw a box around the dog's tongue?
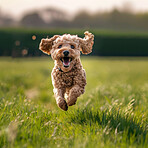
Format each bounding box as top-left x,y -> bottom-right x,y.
63,57 -> 70,66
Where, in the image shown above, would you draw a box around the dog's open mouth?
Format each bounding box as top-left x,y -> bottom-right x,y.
60,57 -> 72,68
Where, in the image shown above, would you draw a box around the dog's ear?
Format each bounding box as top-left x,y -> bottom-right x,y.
39,35 -> 59,55
79,31 -> 94,54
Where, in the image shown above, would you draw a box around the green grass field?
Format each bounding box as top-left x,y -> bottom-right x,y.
0,57 -> 147,148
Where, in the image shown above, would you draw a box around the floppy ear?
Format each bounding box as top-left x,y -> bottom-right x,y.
39,35 -> 59,55
79,31 -> 94,54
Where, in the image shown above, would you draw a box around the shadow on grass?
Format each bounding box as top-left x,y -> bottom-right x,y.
68,108 -> 147,144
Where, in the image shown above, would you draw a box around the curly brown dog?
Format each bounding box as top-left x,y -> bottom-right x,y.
39,31 -> 94,111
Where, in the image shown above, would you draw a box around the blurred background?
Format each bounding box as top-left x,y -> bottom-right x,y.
0,0 -> 148,56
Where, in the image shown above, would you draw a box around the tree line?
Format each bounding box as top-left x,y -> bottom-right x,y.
1,7 -> 148,31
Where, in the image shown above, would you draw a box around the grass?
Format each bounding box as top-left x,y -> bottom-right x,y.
0,57 -> 147,148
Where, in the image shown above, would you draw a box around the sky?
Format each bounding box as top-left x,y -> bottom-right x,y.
0,0 -> 148,20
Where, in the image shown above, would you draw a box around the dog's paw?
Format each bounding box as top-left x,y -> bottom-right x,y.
67,98 -> 77,106
57,99 -> 68,111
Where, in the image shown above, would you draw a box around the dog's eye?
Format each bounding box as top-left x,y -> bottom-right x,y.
58,44 -> 62,49
71,45 -> 75,49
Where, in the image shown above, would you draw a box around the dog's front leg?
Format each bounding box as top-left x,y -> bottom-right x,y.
67,85 -> 84,106
53,88 -> 68,111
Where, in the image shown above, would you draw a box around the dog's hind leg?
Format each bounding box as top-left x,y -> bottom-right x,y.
67,85 -> 84,106
53,88 -> 68,111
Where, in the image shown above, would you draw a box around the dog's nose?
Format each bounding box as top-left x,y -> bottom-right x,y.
63,50 -> 69,56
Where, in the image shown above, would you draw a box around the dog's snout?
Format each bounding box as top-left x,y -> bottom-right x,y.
63,50 -> 69,56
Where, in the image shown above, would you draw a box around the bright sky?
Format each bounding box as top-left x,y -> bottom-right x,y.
0,0 -> 148,20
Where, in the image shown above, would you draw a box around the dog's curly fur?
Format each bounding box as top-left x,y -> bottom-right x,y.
39,31 -> 94,111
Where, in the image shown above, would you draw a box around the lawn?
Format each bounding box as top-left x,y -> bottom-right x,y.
0,57 -> 147,148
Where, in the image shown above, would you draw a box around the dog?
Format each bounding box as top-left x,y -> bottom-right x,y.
39,31 -> 94,111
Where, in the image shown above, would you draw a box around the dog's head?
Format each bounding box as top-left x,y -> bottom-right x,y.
39,31 -> 94,72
